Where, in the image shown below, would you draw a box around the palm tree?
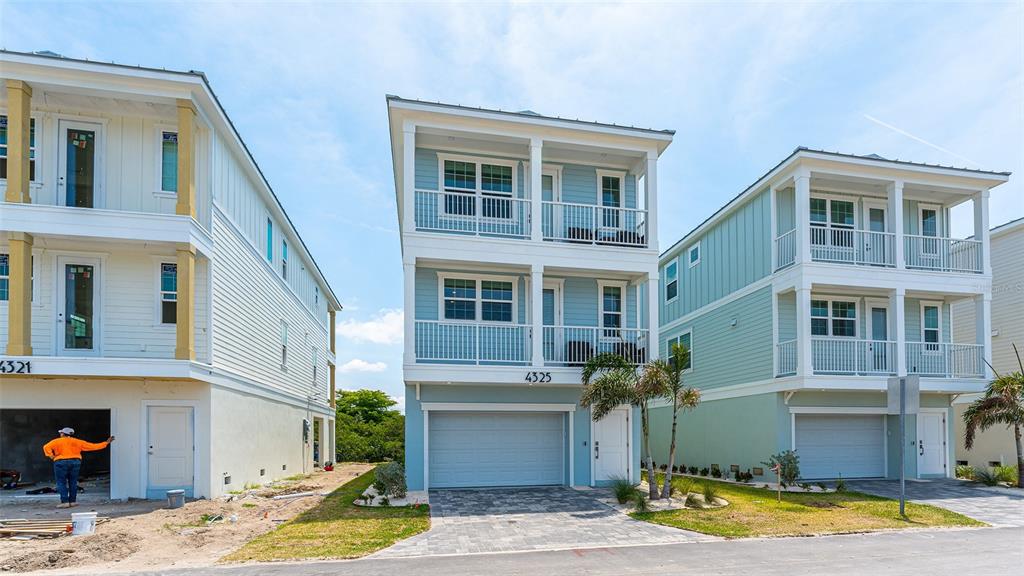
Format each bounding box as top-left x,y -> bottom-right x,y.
963,344 -> 1024,488
652,342 -> 701,499
580,352 -> 667,499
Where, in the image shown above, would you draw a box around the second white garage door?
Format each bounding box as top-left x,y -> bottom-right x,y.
429,412 -> 564,488
795,414 -> 885,479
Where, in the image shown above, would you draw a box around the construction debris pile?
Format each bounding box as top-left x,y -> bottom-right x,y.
0,517 -> 110,540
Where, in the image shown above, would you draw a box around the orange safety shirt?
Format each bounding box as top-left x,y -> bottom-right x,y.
42,437 -> 110,461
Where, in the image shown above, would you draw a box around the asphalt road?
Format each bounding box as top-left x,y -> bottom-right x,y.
109,526 -> 1023,576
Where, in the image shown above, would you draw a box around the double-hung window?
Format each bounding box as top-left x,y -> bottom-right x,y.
158,130 -> 178,194
311,347 -> 318,385
600,284 -> 623,338
810,197 -> 855,249
158,263 -> 177,324
667,330 -> 693,371
281,239 -> 288,280
596,171 -> 624,231
810,298 -> 857,337
0,115 -> 37,182
664,260 -> 678,303
280,321 -> 289,369
919,206 -> 940,257
922,303 -> 941,352
442,276 -> 515,323
441,158 -> 515,219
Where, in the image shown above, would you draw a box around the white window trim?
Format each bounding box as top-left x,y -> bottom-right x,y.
0,248 -> 40,305
152,259 -> 177,328
595,169 -> 626,208
664,259 -> 679,304
687,241 -> 701,268
56,116 -> 107,209
919,300 -> 944,352
311,346 -> 319,386
809,193 -> 857,232
281,238 -> 288,281
597,279 -> 628,340
265,216 -> 274,263
153,124 -> 178,198
436,272 -> 520,325
809,296 -> 859,339
0,110 -> 43,187
666,328 -> 693,373
918,203 -> 942,237
280,320 -> 289,370
436,153 -> 519,218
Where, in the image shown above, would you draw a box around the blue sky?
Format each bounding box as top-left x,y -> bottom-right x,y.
4,1 -> 1021,407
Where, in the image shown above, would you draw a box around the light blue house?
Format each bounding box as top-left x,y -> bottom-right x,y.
388,97 -> 673,490
650,148 -> 1008,481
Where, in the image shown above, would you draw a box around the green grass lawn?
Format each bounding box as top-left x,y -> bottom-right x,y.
223,470 -> 429,562
634,475 -> 983,538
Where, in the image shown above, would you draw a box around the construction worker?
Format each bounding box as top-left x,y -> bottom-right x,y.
42,427 -> 114,508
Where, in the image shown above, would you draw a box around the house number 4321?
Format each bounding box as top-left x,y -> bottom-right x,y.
0,360 -> 31,374
525,371 -> 551,383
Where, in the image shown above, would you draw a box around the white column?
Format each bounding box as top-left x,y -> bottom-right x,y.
771,288 -> 780,376
645,151 -> 659,251
974,190 -> 991,275
892,287 -> 906,375
794,171 -> 811,264
531,264 -> 544,365
647,273 -> 659,360
530,138 -> 543,241
402,121 -> 416,233
795,286 -> 812,377
976,294 -> 993,379
769,185 -> 778,271
422,409 -> 429,491
889,180 -> 904,269
403,261 -> 416,365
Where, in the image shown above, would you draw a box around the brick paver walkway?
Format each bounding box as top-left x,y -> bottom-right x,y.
849,478 -> 1024,527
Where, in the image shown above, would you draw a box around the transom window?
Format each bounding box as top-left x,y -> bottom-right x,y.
664,260 -> 678,303
441,157 -> 515,219
601,284 -> 623,338
159,130 -> 178,193
159,262 -> 177,324
810,298 -> 857,337
922,304 -> 941,351
442,276 -> 516,323
0,115 -> 37,181
667,330 -> 692,370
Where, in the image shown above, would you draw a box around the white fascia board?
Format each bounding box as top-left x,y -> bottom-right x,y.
404,364 -> 585,387
2,356 -> 193,379
675,374 -> 985,403
420,402 -> 576,412
792,263 -> 991,296
1,203 -> 215,257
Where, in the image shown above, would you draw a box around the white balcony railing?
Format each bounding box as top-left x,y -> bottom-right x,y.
775,230 -> 796,270
414,190 -> 531,239
809,227 -> 896,267
542,326 -> 649,365
776,339 -> 797,376
541,201 -> 648,248
414,321 -> 531,365
907,342 -> 985,378
904,235 -> 983,274
811,338 -> 897,375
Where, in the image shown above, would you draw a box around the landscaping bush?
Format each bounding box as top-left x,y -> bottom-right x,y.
955,464 -> 975,480
834,475 -> 847,493
659,463 -> 668,472
610,476 -> 638,504
688,466 -> 698,475
762,450 -> 801,484
685,492 -> 701,508
699,467 -> 709,477
373,461 -> 407,499
702,481 -> 718,504
631,490 -> 650,513
993,465 -> 1018,485
974,467 -> 999,486
711,468 -> 722,479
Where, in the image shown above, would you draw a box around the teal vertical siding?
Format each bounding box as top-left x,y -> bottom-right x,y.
778,291 -> 796,342
405,386 -> 425,491
777,187 -> 795,234
660,188 -> 772,325
659,286 -> 774,390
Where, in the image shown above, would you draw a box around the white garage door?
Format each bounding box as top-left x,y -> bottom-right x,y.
429,412 -> 564,488
795,414 -> 885,479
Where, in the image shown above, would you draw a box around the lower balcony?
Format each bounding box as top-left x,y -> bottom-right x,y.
542,326 -> 649,366
775,338 -> 984,378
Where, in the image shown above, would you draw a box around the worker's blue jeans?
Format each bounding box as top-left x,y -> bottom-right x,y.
53,459 -> 81,504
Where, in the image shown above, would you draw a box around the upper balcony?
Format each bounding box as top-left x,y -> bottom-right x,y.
389,96 -> 672,258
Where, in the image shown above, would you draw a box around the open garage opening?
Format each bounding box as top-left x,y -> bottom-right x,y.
0,409 -> 112,500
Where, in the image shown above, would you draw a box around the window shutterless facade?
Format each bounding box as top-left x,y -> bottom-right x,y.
688,242 -> 700,267
599,282 -> 624,338
921,302 -> 942,351
439,155 -> 516,219
158,129 -> 178,194
158,262 -> 177,324
280,321 -> 289,369
664,260 -> 678,303
0,253 -> 35,302
810,298 -> 857,337
265,218 -> 274,262
440,275 -> 516,323
667,330 -> 692,371
281,239 -> 288,280
810,196 -> 855,248
0,115 -> 37,181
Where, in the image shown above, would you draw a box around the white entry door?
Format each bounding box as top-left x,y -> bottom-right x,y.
918,411 -> 947,476
56,256 -> 101,357
147,406 -> 195,498
593,408 -> 629,483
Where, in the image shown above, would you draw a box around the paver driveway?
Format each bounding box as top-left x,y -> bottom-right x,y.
374,486 -> 713,557
849,478 -> 1024,527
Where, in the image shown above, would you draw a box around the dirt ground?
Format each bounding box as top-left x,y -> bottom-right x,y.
0,463 -> 372,574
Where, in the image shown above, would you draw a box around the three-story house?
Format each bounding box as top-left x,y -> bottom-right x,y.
651,147 -> 1007,480
388,96 -> 672,490
0,51 -> 341,499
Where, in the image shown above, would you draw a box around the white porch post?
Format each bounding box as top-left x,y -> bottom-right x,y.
647,273 -> 660,360
530,138 -> 543,241
771,288 -> 779,376
794,171 -> 811,264
645,151 -> 659,251
422,409 -> 429,490
531,264 -> 544,365
403,261 -> 416,365
975,294 -> 993,379
892,287 -> 907,375
889,180 -> 905,269
795,286 -> 812,377
402,121 -> 416,233
974,190 -> 991,275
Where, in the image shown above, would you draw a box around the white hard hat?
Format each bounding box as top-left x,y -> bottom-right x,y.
58,427 -> 75,435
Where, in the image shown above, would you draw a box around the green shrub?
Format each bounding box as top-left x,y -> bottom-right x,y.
609,476 -> 637,504
955,464 -> 975,480
631,491 -> 649,513
676,479 -> 692,496
373,462 -> 407,499
702,481 -> 718,504
815,482 -> 827,492
699,467 -> 709,476
688,466 -> 698,475
685,492 -> 701,508
993,465 -> 1017,484
834,474 -> 847,493
762,450 -> 800,484
974,467 -> 999,486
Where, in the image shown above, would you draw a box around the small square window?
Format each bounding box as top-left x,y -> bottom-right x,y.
688,244 -> 701,267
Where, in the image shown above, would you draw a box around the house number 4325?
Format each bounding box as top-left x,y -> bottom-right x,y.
525,371 -> 551,383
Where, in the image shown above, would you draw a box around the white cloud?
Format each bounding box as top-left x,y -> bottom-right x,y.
336,309 -> 403,345
338,358 -> 388,373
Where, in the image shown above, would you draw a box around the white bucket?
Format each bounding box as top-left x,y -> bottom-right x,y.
71,511 -> 97,536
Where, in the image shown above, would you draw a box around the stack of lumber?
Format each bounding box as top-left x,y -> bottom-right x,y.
0,517 -> 109,539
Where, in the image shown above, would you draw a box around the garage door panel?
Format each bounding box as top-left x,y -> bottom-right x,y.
429,412 -> 565,488
795,414 -> 884,479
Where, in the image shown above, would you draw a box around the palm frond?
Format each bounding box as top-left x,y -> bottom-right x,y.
581,352 -> 631,385
580,368 -> 635,420
676,387 -> 701,410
